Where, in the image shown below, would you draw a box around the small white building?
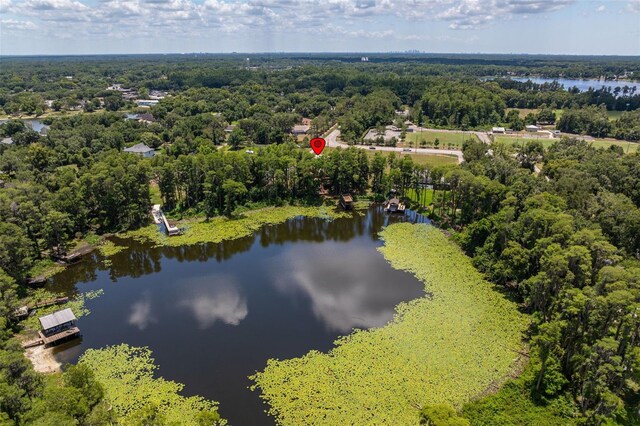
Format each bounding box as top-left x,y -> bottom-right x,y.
525,125 -> 540,132
135,99 -> 159,107
491,127 -> 506,134
124,143 -> 155,158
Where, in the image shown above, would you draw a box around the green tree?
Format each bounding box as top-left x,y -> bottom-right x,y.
222,179 -> 247,216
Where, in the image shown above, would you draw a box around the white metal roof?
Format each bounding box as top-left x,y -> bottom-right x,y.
124,143 -> 154,153
39,308 -> 76,330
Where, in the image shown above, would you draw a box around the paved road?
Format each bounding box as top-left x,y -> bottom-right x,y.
325,128 -> 465,164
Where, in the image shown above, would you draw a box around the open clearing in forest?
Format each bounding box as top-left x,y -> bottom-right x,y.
324,147 -> 459,167
252,223 -> 528,425
495,135 -> 639,153
404,130 -> 479,148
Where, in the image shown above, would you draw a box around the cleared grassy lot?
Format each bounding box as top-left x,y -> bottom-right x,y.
505,108 -> 625,121
326,147 -> 459,167
495,135 -> 639,153
404,130 -> 479,148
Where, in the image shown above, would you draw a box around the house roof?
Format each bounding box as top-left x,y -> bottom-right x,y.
124,143 -> 154,153
341,194 -> 353,202
39,308 -> 76,330
292,124 -> 310,133
137,113 -> 156,122
1,137 -> 13,145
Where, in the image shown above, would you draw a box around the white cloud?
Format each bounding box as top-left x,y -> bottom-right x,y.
1,19 -> 37,30
1,0 -> 578,40
596,4 -> 605,12
23,0 -> 89,11
629,0 -> 640,12
438,0 -> 574,29
0,0 -> 13,12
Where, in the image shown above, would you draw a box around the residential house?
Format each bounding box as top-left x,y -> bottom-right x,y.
137,113 -> 157,125
291,124 -> 310,135
124,143 -> 155,158
38,308 -> 80,346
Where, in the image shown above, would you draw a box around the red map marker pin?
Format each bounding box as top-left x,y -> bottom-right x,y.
310,137 -> 326,155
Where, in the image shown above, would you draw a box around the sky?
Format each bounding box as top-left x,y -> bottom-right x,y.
0,0 -> 639,56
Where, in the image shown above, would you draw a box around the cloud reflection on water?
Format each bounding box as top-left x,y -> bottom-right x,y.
128,292 -> 156,330
271,245 -> 414,333
178,274 -> 248,329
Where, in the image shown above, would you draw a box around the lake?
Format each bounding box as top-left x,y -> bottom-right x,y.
47,206 -> 429,425
511,77 -> 637,93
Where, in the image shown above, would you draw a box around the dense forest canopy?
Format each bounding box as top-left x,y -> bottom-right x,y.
2,54 -> 639,141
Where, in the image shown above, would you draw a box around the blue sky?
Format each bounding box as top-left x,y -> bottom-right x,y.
1,0 -> 639,55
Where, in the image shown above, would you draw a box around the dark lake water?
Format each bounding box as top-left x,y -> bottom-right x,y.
48,206 -> 429,425
511,77 -> 637,93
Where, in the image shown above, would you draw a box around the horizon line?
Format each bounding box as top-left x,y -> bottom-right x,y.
1,51 -> 640,59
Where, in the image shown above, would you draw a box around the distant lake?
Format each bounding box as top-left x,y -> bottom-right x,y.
511,77 -> 638,93
0,118 -> 47,133
48,206 -> 429,425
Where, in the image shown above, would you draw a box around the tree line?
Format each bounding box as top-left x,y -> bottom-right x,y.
420,138 -> 640,424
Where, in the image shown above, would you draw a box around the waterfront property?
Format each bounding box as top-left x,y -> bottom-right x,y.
38,308 -> 80,346
340,194 -> 353,210
152,204 -> 181,236
384,190 -> 406,214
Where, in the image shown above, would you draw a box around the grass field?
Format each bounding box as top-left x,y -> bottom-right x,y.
150,181 -> 162,205
406,188 -> 434,206
409,153 -> 459,167
404,130 -> 479,148
495,135 -> 639,153
326,147 -> 459,167
505,108 -> 624,121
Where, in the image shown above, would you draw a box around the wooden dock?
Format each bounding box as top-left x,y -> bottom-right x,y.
152,204 -> 181,236
39,327 -> 80,346
31,297 -> 69,310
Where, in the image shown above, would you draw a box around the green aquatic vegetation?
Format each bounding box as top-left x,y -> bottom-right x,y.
97,240 -> 127,257
251,223 -> 528,425
124,205 -> 360,247
27,259 -> 65,280
22,289 -> 104,330
79,344 -> 225,425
